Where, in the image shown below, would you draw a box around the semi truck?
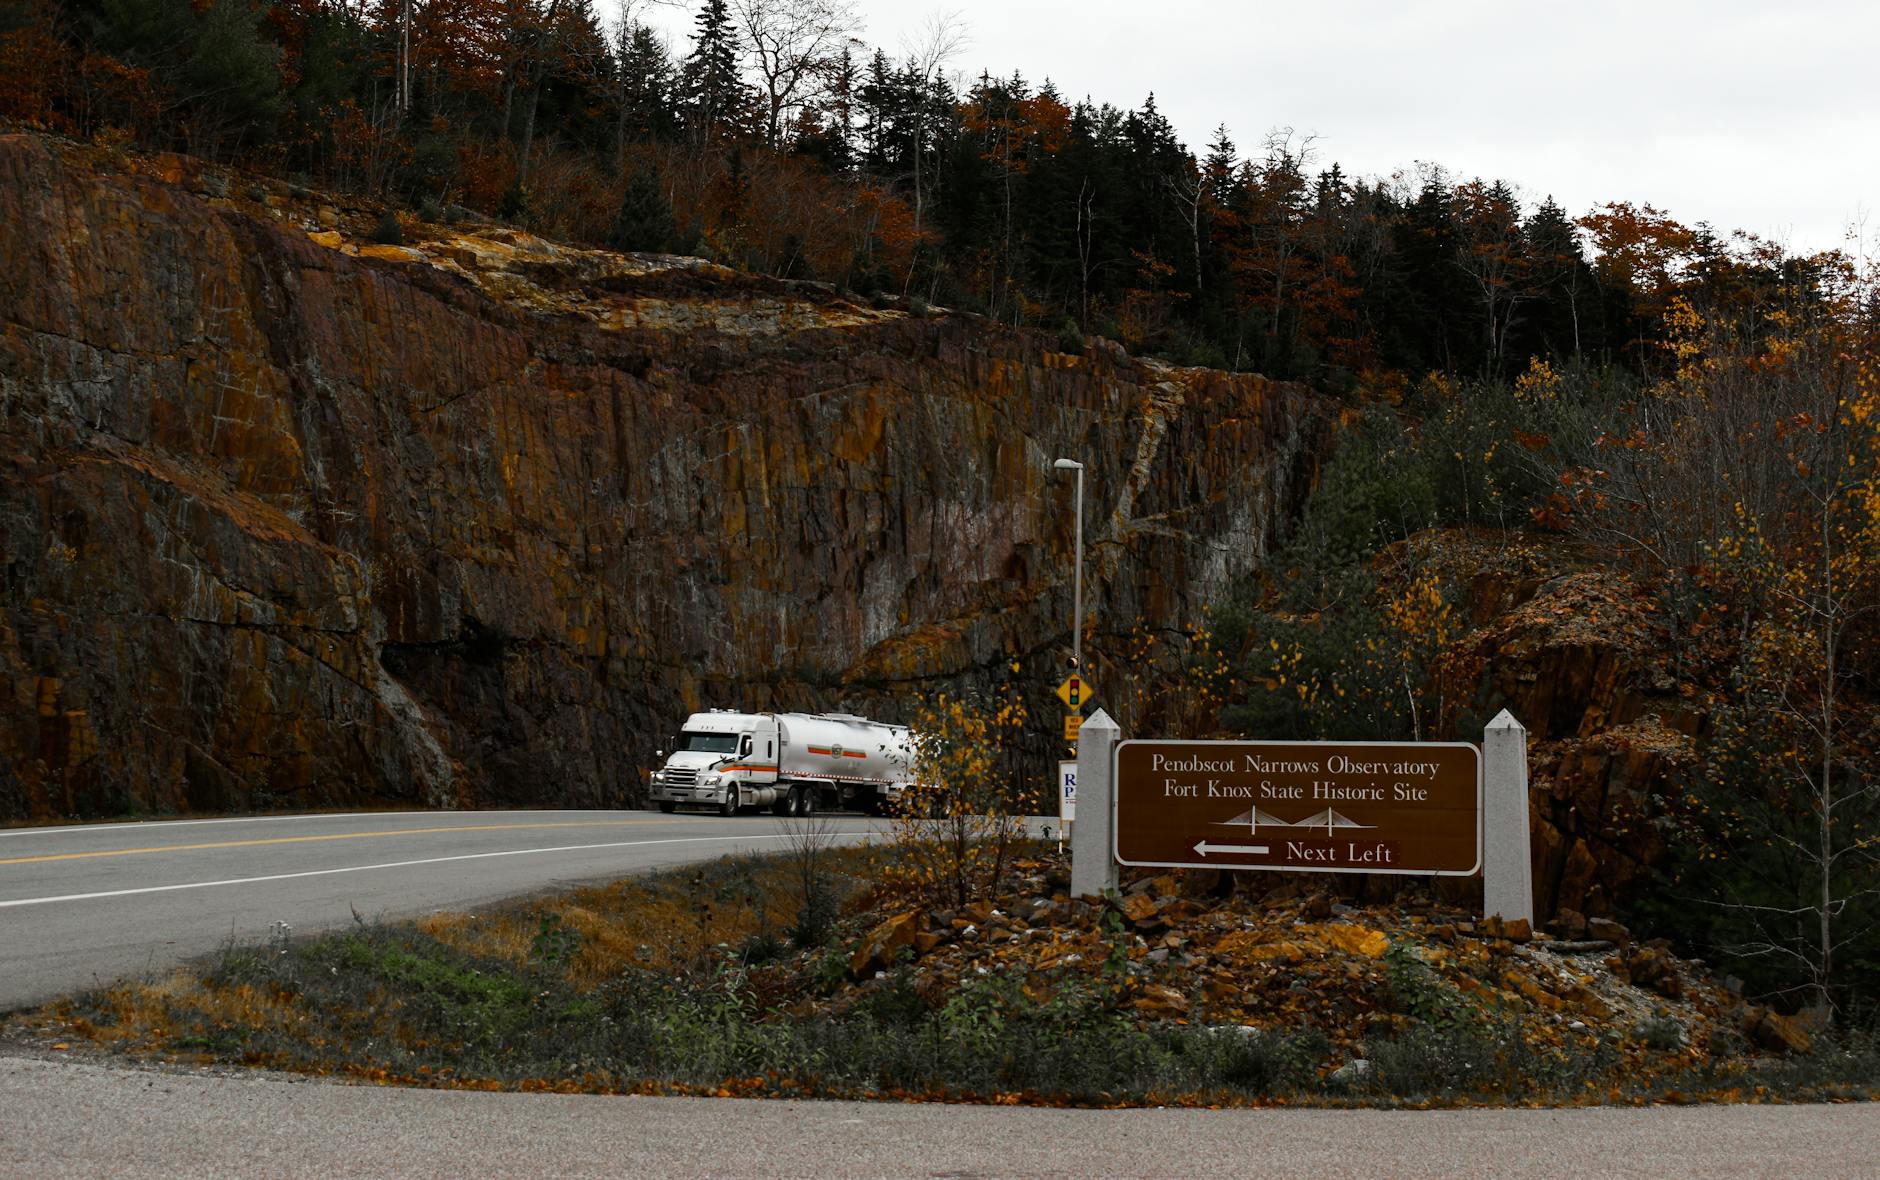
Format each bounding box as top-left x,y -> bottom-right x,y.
647,709 -> 915,816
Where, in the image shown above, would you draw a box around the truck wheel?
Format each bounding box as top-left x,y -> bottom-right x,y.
771,789 -> 792,817
799,787 -> 816,817
718,784 -> 740,817
657,801 -> 677,814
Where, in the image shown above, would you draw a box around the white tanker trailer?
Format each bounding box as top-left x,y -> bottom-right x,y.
647,710 -> 916,816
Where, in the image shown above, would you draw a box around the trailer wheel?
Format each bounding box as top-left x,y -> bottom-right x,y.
718,784 -> 740,817
657,801 -> 677,814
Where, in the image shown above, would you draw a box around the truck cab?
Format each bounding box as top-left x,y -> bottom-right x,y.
648,711 -> 779,816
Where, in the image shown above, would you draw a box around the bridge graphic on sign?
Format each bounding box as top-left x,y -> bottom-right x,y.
1217,806 -> 1375,836
1190,806 -> 1375,859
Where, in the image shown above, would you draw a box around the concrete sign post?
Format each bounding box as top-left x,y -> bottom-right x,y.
1112,739 -> 1481,876
1070,710 -> 1119,898
1482,710 -> 1534,924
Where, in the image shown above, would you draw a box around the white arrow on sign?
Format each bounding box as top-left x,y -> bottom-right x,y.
1193,840 -> 1270,857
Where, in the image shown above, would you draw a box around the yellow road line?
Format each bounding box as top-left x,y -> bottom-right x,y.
0,819 -> 673,867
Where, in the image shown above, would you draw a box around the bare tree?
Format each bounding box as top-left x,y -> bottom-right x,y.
397,0 -> 411,116
1075,176 -> 1098,326
900,8 -> 967,239
1709,359 -> 1880,1013
1164,165 -> 1206,298
1239,129 -> 1316,355
733,0 -> 860,151
778,809 -> 841,946
1452,179 -> 1541,379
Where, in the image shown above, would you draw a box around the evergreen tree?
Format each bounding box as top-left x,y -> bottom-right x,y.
678,0 -> 749,146
81,0 -> 285,156
824,45 -> 858,167
1312,162 -> 1345,215
1202,124 -> 1236,206
1384,175 -> 1474,372
609,165 -> 676,253
524,0 -> 614,159
1118,93 -> 1187,276
856,48 -> 898,170
612,20 -> 678,151
1524,195 -> 1598,362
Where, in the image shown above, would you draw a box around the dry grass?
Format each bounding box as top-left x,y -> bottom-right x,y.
410,844 -> 884,990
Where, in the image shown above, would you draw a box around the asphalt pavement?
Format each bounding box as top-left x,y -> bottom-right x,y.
0,1052 -> 1873,1179
0,809 -> 889,1010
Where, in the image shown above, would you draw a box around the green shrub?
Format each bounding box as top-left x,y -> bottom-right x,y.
528,913 -> 580,972
1365,1022 -> 1508,1097
1384,942 -> 1475,1029
370,208 -> 403,245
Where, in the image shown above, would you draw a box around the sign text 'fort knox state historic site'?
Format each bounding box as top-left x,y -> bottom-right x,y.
1113,740 -> 1482,876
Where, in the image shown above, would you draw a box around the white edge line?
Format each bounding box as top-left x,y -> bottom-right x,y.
0,811 -> 625,840
0,832 -> 875,909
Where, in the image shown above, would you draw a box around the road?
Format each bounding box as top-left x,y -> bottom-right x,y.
0,1051 -> 1873,1179
1,810 -> 1872,1176
0,809 -> 890,1011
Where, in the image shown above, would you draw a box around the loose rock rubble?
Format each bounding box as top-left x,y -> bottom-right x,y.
810,855 -> 1801,1083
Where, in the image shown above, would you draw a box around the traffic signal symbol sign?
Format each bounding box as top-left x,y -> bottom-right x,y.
1056,674 -> 1093,710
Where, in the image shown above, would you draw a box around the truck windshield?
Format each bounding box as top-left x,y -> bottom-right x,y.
678,732 -> 740,755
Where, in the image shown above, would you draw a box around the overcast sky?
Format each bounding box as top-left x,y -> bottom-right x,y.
642,0 -> 1876,258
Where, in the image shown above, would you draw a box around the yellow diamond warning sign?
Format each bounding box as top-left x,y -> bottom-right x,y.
1055,675 -> 1094,711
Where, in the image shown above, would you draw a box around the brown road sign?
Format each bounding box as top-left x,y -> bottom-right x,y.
1113,739 -> 1481,876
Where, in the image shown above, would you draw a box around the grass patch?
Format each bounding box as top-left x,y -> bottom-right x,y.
26,845 -> 1880,1107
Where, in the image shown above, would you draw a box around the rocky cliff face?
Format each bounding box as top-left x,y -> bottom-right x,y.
1431,540 -> 1705,919
0,134 -> 1326,820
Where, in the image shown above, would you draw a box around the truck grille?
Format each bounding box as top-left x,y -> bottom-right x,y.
664,768 -> 699,786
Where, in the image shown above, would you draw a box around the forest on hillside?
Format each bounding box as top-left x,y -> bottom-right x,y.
3,0 -> 1877,1017
1,0 -> 1866,384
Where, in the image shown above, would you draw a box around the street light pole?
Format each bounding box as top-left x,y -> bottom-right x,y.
1053,458 -> 1084,670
